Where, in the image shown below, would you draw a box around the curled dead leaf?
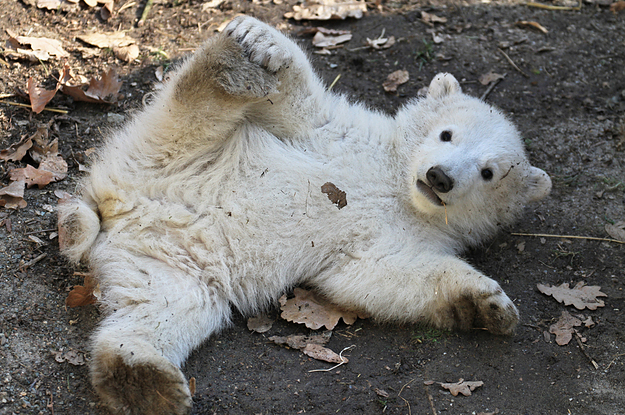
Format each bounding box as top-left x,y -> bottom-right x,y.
515,21 -> 548,34
0,134 -> 33,162
247,313 -> 274,333
77,31 -> 136,49
421,11 -> 447,25
279,288 -> 365,330
113,44 -> 140,62
610,0 -> 625,13
383,69 -> 409,92
312,31 -> 352,48
440,379 -> 484,396
537,281 -> 607,310
285,0 -> 367,20
66,274 -> 98,307
321,182 -> 347,209
479,71 -> 505,86
549,310 -> 581,346
5,31 -> 69,61
60,67 -> 123,104
302,343 -> 347,364
52,349 -> 86,366
27,77 -> 62,114
0,180 -> 28,209
9,165 -> 55,189
605,221 -> 625,242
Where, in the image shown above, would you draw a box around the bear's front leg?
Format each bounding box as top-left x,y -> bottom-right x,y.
314,255 -> 519,335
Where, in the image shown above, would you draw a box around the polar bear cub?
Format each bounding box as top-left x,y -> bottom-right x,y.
58,16 -> 551,415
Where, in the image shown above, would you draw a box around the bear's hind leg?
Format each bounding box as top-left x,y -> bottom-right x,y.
90,260 -> 231,415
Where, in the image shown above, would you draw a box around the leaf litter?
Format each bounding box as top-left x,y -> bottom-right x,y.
425,379 -> 484,396
537,281 -> 607,310
605,221 -> 625,242
279,287 -> 366,330
383,69 -> 409,92
5,30 -> 69,61
285,0 -> 367,20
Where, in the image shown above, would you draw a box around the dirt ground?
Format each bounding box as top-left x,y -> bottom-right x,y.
1,0 -> 624,414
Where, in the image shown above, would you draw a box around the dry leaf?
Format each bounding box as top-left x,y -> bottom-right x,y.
202,0 -> 224,11
35,0 -> 62,10
321,182 -> 347,209
100,1 -> 114,20
5,31 -> 69,61
549,310 -> 581,345
374,388 -> 390,398
479,71 -> 505,86
61,67 -> 123,104
269,331 -> 332,349
113,44 -> 140,62
610,1 -> 625,13
0,135 -> 33,162
605,221 -> 625,242
440,379 -> 484,396
279,288 -> 364,330
27,77 -> 62,113
0,180 -> 28,209
285,0 -> 367,20
268,332 -> 345,363
537,282 -> 607,310
247,313 -> 274,333
66,274 -> 98,307
188,377 -> 196,396
52,349 -> 86,365
421,11 -> 447,25
515,21 -> 548,34
365,35 -> 395,49
312,32 -> 352,48
9,165 -> 55,188
302,343 -> 346,363
383,69 -> 409,92
77,31 -> 136,49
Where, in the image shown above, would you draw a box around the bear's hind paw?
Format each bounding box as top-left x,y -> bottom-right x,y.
92,355 -> 192,415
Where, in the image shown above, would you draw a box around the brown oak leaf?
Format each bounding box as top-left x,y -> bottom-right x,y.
537,282 -> 607,310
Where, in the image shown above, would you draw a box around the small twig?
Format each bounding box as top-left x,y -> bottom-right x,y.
0,100 -> 68,114
424,383 -> 437,415
308,345 -> 355,373
526,1 -> 581,10
327,74 -> 341,91
575,335 -> 599,369
605,353 -> 625,371
498,49 -> 529,78
137,0 -> 154,27
397,378 -> 415,415
21,253 -> 47,270
511,232 -> 624,245
0,93 -> 15,99
480,73 -> 507,101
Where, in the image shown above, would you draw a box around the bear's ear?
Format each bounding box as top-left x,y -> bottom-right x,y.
427,73 -> 461,99
526,166 -> 552,202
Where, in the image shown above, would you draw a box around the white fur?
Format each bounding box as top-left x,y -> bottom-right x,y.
58,16 -> 551,415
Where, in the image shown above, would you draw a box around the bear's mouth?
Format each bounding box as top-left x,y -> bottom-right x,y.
416,180 -> 444,206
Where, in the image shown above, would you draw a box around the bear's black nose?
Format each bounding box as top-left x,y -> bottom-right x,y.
426,166 -> 454,193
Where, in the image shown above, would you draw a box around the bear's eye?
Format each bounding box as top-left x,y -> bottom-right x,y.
439,130 -> 452,142
481,168 -> 494,181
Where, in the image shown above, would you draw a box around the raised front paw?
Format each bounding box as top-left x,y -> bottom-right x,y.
224,16 -> 294,73
92,353 -> 192,415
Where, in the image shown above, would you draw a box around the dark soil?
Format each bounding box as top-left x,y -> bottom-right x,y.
1,0 -> 624,414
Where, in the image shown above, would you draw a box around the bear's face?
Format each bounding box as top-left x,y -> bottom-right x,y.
407,74 -> 551,242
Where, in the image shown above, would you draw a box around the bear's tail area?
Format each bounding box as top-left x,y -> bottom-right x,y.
57,193 -> 101,264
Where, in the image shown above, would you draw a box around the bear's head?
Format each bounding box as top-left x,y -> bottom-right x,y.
405,73 -> 551,246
